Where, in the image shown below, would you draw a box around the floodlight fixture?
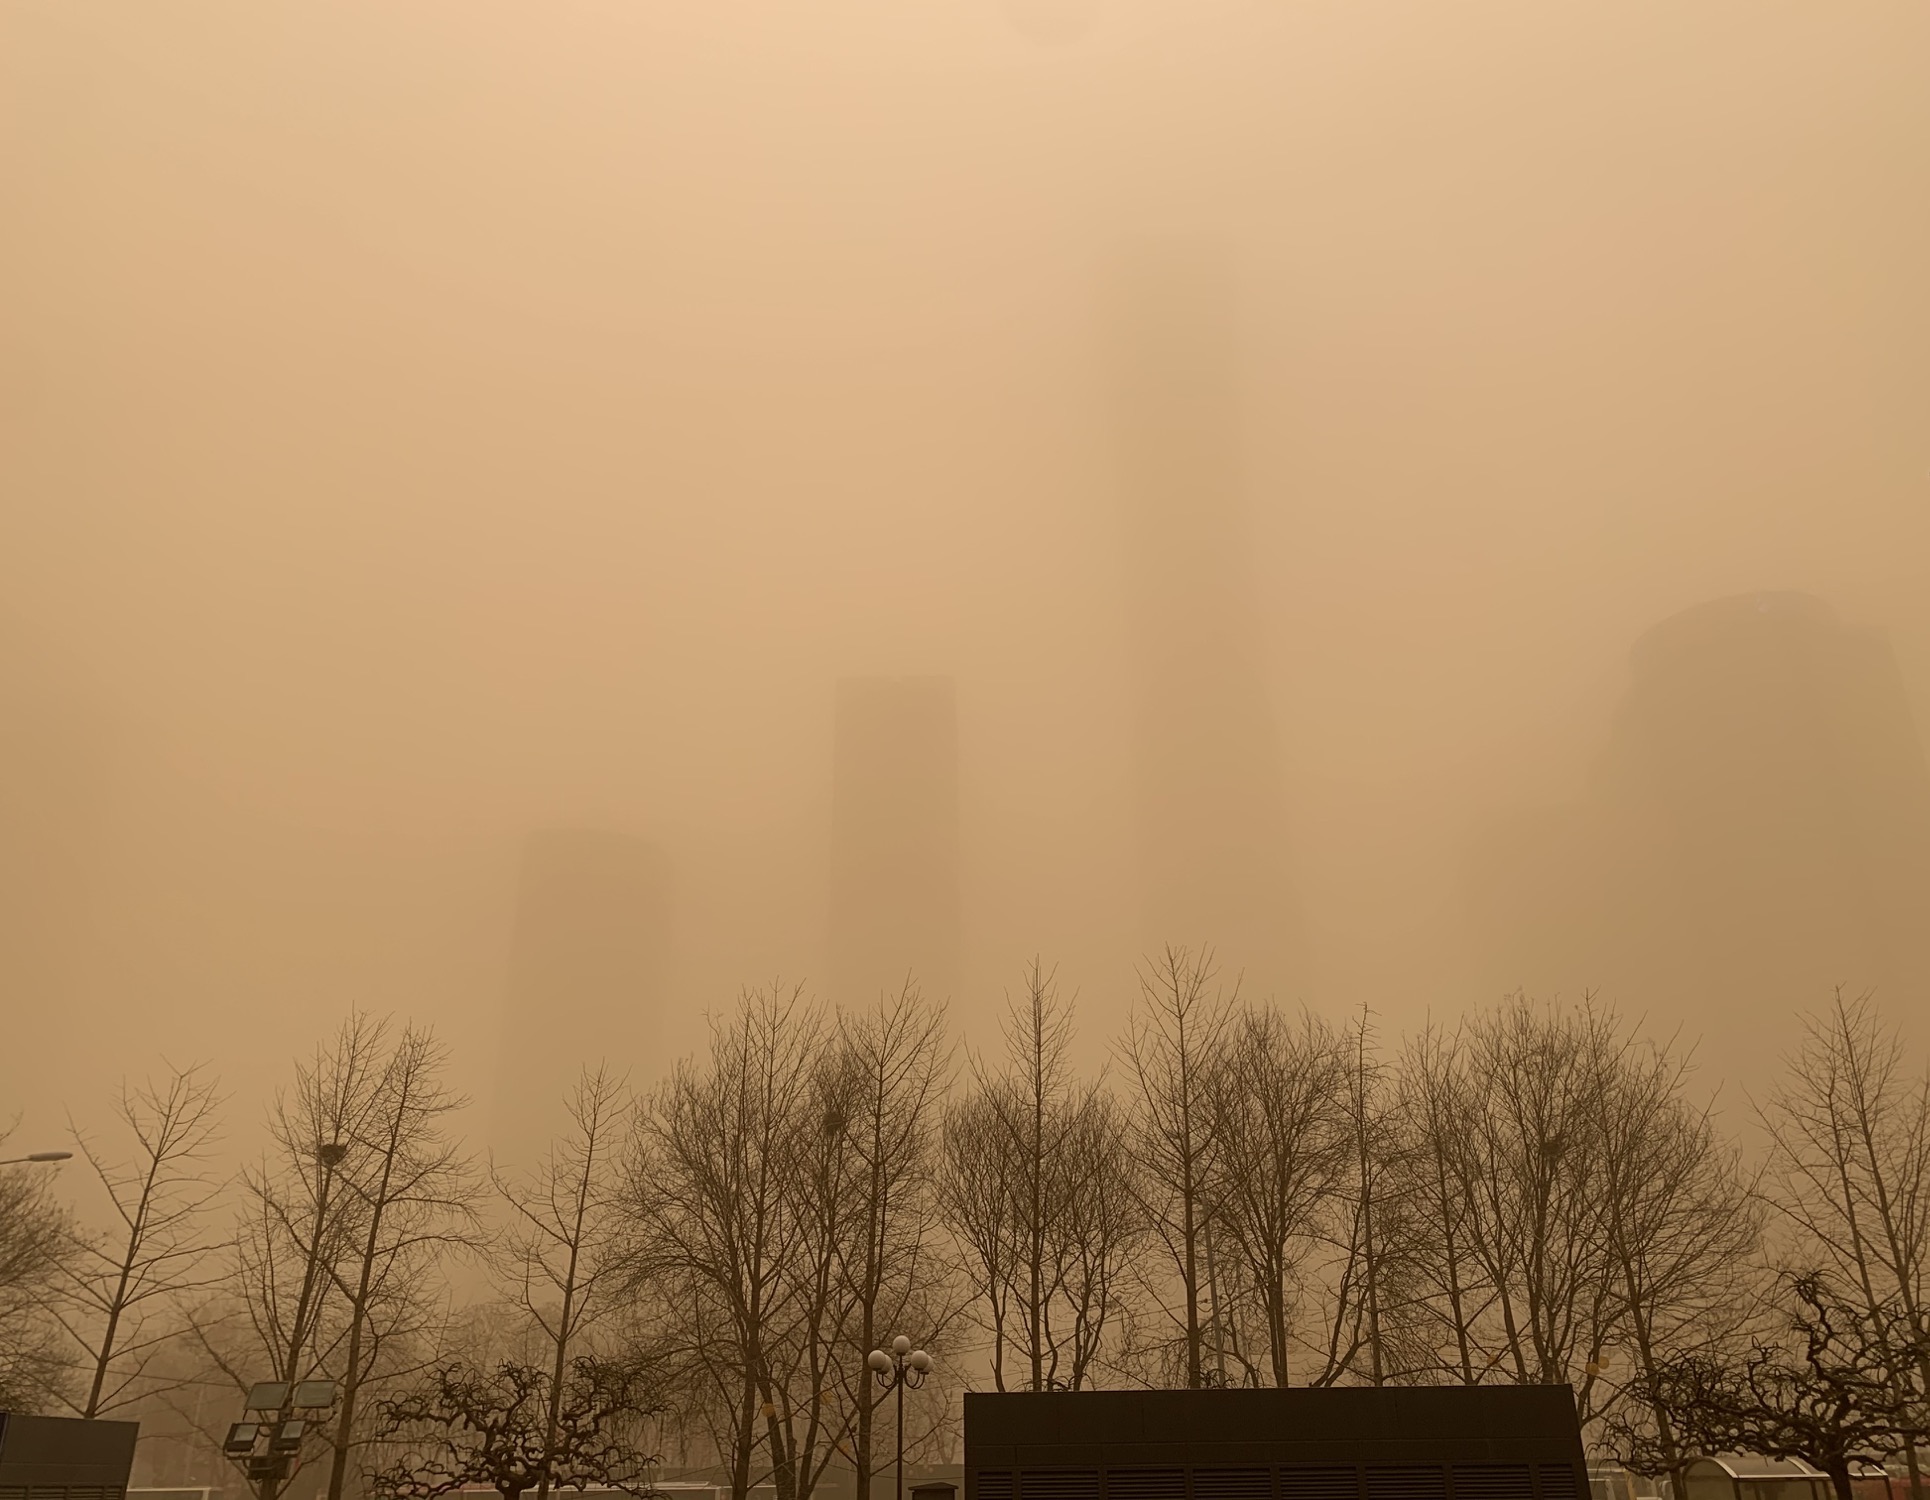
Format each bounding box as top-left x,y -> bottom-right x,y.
292,1380 -> 338,1409
269,1420 -> 306,1455
245,1380 -> 291,1412
223,1423 -> 261,1456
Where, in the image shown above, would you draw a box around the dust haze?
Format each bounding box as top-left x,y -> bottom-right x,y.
5,1 -> 1929,1150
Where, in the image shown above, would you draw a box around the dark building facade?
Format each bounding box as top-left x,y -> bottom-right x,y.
828,675 -> 960,1003
490,827 -> 672,1160
0,1413 -> 139,1500
964,1387 -> 1588,1500
1110,249 -> 1297,991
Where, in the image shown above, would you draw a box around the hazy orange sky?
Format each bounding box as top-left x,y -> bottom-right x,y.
4,1 -> 1928,1149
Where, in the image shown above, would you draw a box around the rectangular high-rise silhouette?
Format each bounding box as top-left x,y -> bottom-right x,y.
491,827 -> 670,1160
1111,246 -> 1296,988
829,675 -> 959,1002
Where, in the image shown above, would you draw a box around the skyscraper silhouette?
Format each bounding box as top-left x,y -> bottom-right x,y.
1110,247 -> 1296,989
828,675 -> 959,1003
490,827 -> 670,1159
1472,591 -> 1930,1036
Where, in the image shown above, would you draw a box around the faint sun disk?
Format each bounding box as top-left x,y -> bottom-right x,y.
1002,0 -> 1098,46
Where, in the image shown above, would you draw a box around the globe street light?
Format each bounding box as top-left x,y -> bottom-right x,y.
867,1337 -> 932,1500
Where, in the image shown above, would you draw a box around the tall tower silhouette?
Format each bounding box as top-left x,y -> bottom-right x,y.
0,622 -> 102,1116
828,675 -> 959,1003
490,828 -> 670,1159
1111,247 -> 1296,988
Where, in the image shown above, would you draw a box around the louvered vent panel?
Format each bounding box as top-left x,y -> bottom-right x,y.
1193,1471 -> 1272,1500
1281,1469 -> 1360,1500
1365,1468 -> 1447,1500
1538,1468 -> 1584,1500
1024,1472 -> 1101,1500
1108,1470 -> 1188,1500
1452,1467 -> 1534,1500
980,1472 -> 1016,1500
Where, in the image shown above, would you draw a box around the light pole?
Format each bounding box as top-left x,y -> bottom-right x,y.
0,1150 -> 73,1165
866,1337 -> 931,1500
222,1139 -> 348,1500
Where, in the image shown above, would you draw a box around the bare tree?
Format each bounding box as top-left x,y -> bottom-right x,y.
940,1081 -> 1020,1391
372,1354 -> 661,1500
1593,1031 -> 1761,1489
52,1061 -> 226,1418
1307,1006 -> 1405,1387
954,962 -> 1084,1390
1207,1006 -> 1345,1387
0,1126 -> 75,1411
1632,1271 -> 1930,1500
1396,1024 -> 1491,1385
833,982 -> 948,1500
1052,1087 -> 1143,1389
1121,944 -> 1233,1389
207,1013 -> 395,1500
629,987 -> 821,1500
497,1065 -> 632,1500
322,1026 -> 482,1500
1759,990 -> 1930,1500
1441,995 -> 1621,1405
1001,961 -> 1077,1391
944,963 -> 1137,1392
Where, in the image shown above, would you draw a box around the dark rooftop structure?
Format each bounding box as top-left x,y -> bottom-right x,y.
964,1387 -> 1588,1500
0,1412 -> 140,1500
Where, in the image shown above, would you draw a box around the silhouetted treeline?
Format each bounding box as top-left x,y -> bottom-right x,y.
4,961 -> 1928,1500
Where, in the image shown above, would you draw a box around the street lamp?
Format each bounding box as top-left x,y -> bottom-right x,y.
224,1139 -> 349,1500
0,1150 -> 73,1165
867,1336 -> 932,1500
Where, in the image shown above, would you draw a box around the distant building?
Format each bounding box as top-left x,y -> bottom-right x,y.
1472,591 -> 1930,1035
829,676 -> 959,1003
490,828 -> 671,1160
1110,247 -> 1296,989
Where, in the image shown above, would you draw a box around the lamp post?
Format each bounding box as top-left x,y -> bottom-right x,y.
0,1150 -> 73,1165
866,1337 -> 931,1500
223,1140 -> 348,1500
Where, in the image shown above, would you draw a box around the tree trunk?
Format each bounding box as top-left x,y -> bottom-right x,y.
731,1366 -> 758,1500
1181,1184 -> 1202,1388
